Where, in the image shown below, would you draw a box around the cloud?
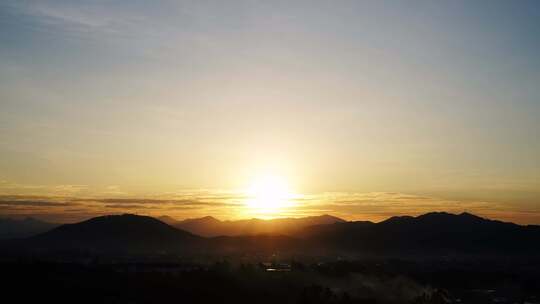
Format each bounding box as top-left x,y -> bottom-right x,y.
52,185 -> 88,196
102,185 -> 128,196
0,181 -> 46,192
0,188 -> 247,222
93,198 -> 179,205
0,181 -> 87,196
5,0 -> 146,37
90,198 -> 242,207
104,204 -> 161,210
0,189 -> 538,225
0,200 -> 71,207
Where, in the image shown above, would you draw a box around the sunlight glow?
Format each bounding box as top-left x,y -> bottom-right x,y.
244,175 -> 295,217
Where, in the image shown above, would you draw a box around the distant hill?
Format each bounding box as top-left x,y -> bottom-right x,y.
301,212 -> 540,255
156,215 -> 181,226
0,217 -> 59,239
167,214 -> 346,237
25,214 -> 204,254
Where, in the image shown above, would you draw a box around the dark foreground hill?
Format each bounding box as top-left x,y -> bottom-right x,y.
301,212 -> 540,255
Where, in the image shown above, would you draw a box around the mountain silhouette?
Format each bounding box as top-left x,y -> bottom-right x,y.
156,215 -> 181,226
26,214 -> 203,254
2,212 -> 538,257
302,212 -> 540,255
3,214 -> 300,256
169,214 -> 345,237
0,217 -> 59,239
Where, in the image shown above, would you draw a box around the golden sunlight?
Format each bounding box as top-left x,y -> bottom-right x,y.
244,174 -> 295,217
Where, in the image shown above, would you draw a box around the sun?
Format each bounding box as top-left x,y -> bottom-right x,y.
244,175 -> 295,216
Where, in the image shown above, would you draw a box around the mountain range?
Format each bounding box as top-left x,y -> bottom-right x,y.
1,212 -> 539,257
300,212 -> 540,255
159,214 -> 345,237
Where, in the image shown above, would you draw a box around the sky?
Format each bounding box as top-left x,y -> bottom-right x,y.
1,0 -> 539,223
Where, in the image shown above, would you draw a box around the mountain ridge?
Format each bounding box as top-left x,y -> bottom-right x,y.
303,211 -> 540,255
2,212 -> 538,257
168,214 -> 346,237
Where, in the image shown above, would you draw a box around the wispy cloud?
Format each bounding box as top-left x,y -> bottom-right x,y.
5,0 -> 146,37
0,187 -> 538,224
0,181 -> 88,196
104,204 -> 161,210
0,200 -> 71,207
